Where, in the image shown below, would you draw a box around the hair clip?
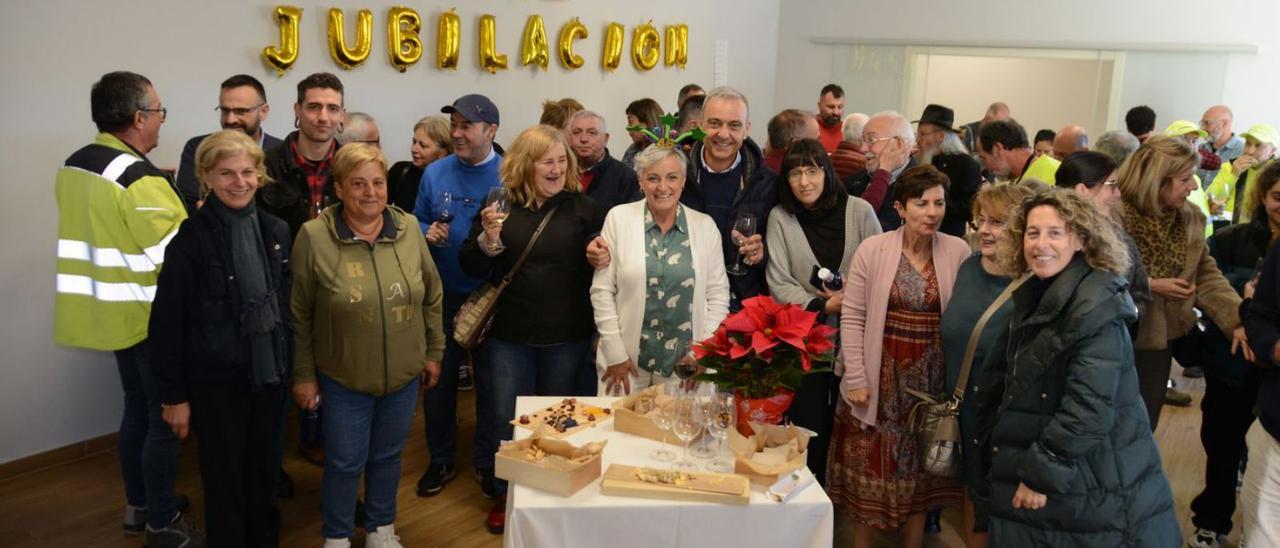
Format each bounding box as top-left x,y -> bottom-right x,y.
626,113 -> 706,150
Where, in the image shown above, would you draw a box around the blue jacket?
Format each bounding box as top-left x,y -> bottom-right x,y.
412,153 -> 502,294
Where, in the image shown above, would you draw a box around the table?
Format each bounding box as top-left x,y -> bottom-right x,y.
503,396 -> 834,548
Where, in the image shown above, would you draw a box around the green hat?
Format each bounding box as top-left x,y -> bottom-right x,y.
1241,123 -> 1279,147
1164,120 -> 1207,139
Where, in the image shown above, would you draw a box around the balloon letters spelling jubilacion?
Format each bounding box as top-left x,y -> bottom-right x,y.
386,7 -> 422,72
601,22 -> 624,71
631,21 -> 661,71
328,8 -> 374,69
437,8 -> 460,70
557,18 -> 588,69
478,14 -> 508,73
520,15 -> 549,69
263,6 -> 302,76
664,24 -> 688,68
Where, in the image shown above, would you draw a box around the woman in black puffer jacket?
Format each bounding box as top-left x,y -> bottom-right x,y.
970,189 -> 1180,547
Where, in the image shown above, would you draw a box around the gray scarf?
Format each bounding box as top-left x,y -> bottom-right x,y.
207,196 -> 283,390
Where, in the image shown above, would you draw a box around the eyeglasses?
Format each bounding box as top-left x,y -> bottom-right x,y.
1101,180 -> 1118,188
139,107 -> 167,121
215,103 -> 266,118
787,166 -> 823,181
864,135 -> 898,149
351,139 -> 381,148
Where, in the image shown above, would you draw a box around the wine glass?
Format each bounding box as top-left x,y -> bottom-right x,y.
435,192 -> 455,224
646,389 -> 677,462
430,192 -> 455,247
689,382 -> 718,459
1208,184 -> 1231,221
672,340 -> 698,382
670,395 -> 702,471
705,392 -> 736,472
486,187 -> 510,225
726,213 -> 757,276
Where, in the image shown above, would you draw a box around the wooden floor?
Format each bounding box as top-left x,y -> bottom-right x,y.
0,362 -> 1238,547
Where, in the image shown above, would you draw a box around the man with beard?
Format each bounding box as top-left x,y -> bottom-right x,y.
912,104 -> 981,237
816,83 -> 845,153
567,110 -> 639,212
259,72 -> 345,238
175,74 -> 281,210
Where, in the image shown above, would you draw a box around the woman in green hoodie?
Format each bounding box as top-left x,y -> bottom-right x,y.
290,144 -> 445,548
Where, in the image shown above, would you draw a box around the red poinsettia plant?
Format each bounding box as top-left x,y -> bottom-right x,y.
693,295 -> 837,399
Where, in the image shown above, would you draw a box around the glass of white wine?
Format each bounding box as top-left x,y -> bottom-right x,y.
486,187 -> 510,225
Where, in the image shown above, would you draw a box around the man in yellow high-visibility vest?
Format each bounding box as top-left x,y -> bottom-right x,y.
52,71 -> 198,546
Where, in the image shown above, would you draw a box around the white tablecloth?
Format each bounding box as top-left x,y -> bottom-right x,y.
503,396 -> 834,548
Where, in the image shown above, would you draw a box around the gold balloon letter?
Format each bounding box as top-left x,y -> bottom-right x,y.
664,24 -> 688,68
437,8 -> 460,70
602,23 -> 624,71
631,21 -> 661,71
387,7 -> 422,73
478,14 -> 508,73
263,6 -> 302,76
327,8 -> 373,70
519,15 -> 549,70
557,18 -> 588,69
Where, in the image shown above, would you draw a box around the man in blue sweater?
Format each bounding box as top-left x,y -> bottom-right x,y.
411,94 -> 501,505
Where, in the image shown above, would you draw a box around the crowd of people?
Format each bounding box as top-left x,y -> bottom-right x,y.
52,68 -> 1280,548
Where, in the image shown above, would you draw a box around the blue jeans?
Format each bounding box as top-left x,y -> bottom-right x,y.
483,336 -> 594,495
319,374 -> 418,539
423,290 -> 494,468
115,340 -> 181,528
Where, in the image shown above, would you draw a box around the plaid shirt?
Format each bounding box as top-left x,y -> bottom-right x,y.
291,138 -> 336,217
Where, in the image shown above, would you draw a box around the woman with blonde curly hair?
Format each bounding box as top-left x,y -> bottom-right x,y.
1117,136 -> 1246,430
971,188 -> 1180,547
938,182 -> 1030,546
459,125 -> 605,533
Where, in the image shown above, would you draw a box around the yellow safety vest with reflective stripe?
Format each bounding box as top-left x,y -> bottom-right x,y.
54,133 -> 188,351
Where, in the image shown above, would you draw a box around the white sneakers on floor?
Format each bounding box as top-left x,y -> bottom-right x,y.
366,524 -> 403,548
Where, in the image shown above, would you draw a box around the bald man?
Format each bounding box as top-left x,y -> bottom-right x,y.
960,101 -> 1010,158
1198,105 -> 1245,187
1052,124 -> 1089,160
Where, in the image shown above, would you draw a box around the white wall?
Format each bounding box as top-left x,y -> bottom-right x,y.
0,0 -> 780,463
775,0 -> 1280,133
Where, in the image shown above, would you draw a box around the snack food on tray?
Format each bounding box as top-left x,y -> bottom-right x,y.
512,398 -> 613,437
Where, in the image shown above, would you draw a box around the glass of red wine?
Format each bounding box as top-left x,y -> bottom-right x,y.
435,191 -> 455,224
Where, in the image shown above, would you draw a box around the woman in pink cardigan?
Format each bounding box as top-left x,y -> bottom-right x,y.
827,165 -> 971,548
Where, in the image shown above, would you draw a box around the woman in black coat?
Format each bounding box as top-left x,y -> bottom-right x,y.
151,131 -> 292,548
971,189 -> 1180,547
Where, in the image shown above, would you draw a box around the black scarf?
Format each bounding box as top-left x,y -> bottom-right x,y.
797,191 -> 848,271
207,196 -> 284,390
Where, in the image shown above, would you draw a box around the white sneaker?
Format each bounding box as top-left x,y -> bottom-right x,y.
323,538 -> 351,548
366,524 -> 403,548
1188,527 -> 1224,548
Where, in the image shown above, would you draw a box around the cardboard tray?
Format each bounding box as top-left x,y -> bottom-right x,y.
495,435 -> 605,497
600,464 -> 750,505
728,422 -> 811,486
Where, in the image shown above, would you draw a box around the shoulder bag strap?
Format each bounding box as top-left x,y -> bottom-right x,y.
952,272 -> 1032,402
500,203 -> 562,285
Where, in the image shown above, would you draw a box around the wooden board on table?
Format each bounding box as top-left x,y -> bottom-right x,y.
511,398 -> 613,438
600,464 -> 750,505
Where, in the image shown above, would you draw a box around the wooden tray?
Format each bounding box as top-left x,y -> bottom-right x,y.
600,464 -> 750,505
511,398 -> 613,438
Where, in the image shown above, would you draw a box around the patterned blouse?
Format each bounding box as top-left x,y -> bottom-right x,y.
637,206 -> 696,376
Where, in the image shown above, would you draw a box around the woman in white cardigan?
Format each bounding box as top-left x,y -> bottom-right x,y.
765,138 -> 881,485
591,145 -> 730,395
